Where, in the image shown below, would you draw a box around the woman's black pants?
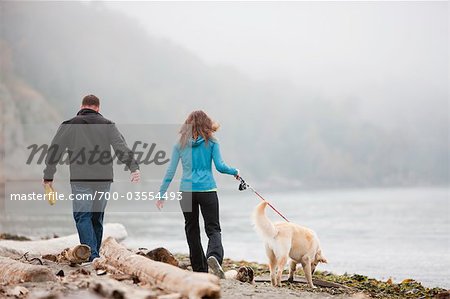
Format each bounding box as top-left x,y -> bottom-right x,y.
180,191 -> 224,273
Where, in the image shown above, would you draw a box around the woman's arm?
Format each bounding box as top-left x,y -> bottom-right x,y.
212,142 -> 238,175
159,145 -> 180,194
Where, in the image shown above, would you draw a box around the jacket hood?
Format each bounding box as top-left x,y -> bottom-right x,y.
189,136 -> 206,147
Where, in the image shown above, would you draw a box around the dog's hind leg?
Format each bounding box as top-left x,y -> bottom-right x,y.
301,256 -> 315,288
265,245 -> 277,286
288,260 -> 296,283
275,255 -> 287,287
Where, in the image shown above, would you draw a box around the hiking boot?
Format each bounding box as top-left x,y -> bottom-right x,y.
207,256 -> 225,279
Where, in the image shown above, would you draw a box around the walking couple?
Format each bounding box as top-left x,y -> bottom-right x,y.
43,94 -> 239,278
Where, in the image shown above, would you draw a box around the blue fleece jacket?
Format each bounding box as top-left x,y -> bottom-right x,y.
159,137 -> 238,194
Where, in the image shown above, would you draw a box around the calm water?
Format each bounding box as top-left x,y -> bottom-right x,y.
1,187 -> 449,288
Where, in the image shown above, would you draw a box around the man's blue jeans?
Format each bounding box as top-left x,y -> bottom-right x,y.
71,182 -> 110,262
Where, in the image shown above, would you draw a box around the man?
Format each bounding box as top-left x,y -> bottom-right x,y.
43,94 -> 140,262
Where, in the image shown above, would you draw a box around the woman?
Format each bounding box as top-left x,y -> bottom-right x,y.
157,110 -> 239,278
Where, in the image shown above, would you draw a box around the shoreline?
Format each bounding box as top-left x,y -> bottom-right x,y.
217,256 -> 449,299
0,233 -> 448,299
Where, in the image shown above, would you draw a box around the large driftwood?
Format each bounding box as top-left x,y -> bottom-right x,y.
94,237 -> 220,299
0,223 -> 127,256
0,256 -> 57,284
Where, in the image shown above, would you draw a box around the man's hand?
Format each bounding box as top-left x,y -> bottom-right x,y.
131,170 -> 140,183
42,180 -> 53,188
156,199 -> 165,210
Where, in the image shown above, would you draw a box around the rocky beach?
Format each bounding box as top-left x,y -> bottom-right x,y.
0,228 -> 448,299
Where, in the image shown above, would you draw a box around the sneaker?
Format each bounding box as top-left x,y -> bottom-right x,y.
207,256 -> 225,279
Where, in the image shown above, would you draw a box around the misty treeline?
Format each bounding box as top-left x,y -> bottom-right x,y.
0,2 -> 447,188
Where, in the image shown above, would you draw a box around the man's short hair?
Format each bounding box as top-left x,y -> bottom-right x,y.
82,95 -> 100,107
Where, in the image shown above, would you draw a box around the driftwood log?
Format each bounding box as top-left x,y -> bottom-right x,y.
0,256 -> 57,284
65,244 -> 91,264
0,223 -> 127,256
0,246 -> 21,258
255,274 -> 352,289
94,237 -> 220,299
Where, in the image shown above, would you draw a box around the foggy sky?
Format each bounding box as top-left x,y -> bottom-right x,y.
105,1 -> 448,127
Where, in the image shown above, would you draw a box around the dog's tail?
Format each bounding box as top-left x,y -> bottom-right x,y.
252,201 -> 278,240
315,249 -> 328,264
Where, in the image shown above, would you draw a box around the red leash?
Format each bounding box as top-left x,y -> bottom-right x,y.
238,177 -> 290,222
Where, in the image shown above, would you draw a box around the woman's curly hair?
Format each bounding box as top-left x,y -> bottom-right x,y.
179,110 -> 219,148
